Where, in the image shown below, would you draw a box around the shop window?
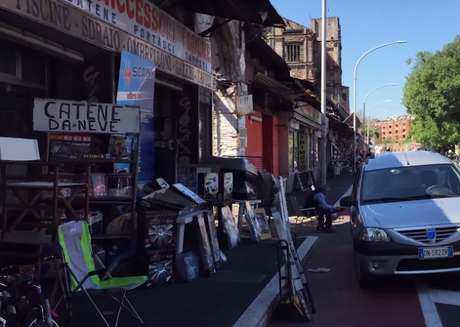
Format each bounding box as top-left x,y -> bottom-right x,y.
285,44 -> 301,62
21,49 -> 47,85
0,39 -> 48,89
0,39 -> 17,76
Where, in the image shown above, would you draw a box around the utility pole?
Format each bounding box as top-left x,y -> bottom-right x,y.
320,0 -> 327,185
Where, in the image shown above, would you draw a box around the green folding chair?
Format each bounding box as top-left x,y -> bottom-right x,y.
55,220 -> 147,327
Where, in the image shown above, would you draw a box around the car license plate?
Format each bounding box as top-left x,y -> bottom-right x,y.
418,246 -> 454,259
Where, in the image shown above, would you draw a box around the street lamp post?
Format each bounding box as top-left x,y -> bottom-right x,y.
352,41 -> 407,171
320,0 -> 327,185
367,100 -> 392,144
363,83 -> 397,146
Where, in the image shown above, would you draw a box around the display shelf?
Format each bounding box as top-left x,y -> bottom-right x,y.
70,196 -> 134,204
49,158 -> 136,164
0,161 -> 91,240
91,233 -> 136,240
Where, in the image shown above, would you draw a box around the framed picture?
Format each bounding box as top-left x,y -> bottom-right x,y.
253,208 -> 272,240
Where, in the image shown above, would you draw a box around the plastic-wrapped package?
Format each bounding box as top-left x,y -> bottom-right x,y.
175,252 -> 200,282
196,214 -> 216,276
245,202 -> 262,242
204,212 -> 223,269
220,206 -> 239,249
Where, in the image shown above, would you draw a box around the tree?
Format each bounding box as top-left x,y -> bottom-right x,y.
364,127 -> 380,139
403,36 -> 460,147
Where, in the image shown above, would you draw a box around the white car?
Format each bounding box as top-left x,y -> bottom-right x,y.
340,151 -> 460,288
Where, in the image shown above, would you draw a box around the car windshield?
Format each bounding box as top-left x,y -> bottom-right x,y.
361,164 -> 460,204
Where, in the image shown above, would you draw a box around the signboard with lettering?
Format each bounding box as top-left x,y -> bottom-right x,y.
116,51 -> 155,183
61,0 -> 211,73
299,133 -> 308,171
33,98 -> 140,134
1,0 -> 212,90
296,102 -> 322,125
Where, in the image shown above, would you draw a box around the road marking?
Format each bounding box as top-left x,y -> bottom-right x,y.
429,288 -> 460,306
418,288 -> 443,327
334,185 -> 352,206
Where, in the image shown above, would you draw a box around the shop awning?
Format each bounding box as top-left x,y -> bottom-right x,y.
343,112 -> 362,130
328,115 -> 353,133
176,0 -> 285,27
252,72 -> 295,99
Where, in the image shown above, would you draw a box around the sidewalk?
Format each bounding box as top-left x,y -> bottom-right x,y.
57,174 -> 354,327
58,233 -> 316,327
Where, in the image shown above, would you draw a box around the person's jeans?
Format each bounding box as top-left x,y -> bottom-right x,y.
317,207 -> 339,230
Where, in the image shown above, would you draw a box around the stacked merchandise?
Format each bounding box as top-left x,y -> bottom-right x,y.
271,177 -> 315,322
220,206 -> 239,249
138,180 -> 224,279
138,211 -> 177,287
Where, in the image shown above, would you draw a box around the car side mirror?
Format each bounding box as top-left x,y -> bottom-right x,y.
340,195 -> 356,207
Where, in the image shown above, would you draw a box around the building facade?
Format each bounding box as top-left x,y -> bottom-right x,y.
375,115 -> 415,151
0,0 -> 214,184
263,15 -> 352,181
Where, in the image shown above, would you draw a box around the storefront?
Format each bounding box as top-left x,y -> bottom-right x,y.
0,0 -> 213,183
280,102 -> 322,180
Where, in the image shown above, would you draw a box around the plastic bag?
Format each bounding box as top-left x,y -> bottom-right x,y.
176,252 -> 199,282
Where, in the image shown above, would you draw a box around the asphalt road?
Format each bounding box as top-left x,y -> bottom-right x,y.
270,186 -> 460,327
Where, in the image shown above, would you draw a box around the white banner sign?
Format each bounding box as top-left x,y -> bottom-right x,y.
33,98 -> 140,134
59,0 -> 211,73
236,95 -> 253,116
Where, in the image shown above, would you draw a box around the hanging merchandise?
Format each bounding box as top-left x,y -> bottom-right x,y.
195,214 -> 216,276
107,173 -> 133,197
204,212 -> 223,269
220,206 -> 239,249
244,202 -> 262,243
90,173 -> 108,197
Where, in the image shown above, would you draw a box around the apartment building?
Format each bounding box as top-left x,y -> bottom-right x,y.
265,16 -> 349,111
375,115 -> 415,151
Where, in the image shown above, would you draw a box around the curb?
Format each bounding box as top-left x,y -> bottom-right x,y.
232,235 -> 319,327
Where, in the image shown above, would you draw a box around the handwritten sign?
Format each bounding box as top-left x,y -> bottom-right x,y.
33,98 -> 140,134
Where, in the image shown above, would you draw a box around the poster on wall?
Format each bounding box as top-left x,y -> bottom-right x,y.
116,50 -> 156,183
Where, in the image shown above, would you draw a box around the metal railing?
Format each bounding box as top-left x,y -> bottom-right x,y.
225,156 -> 272,174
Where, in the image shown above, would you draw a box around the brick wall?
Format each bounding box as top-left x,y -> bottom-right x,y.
213,90 -> 239,156
211,20 -> 246,157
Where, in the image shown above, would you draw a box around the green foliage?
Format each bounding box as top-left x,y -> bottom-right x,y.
364,127 -> 380,139
403,36 -> 460,147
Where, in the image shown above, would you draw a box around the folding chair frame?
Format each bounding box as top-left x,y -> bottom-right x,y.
53,252 -> 145,327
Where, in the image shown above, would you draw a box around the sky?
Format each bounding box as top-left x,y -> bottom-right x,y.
270,0 -> 460,120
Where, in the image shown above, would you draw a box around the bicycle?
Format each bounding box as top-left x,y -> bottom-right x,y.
0,256 -> 60,327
